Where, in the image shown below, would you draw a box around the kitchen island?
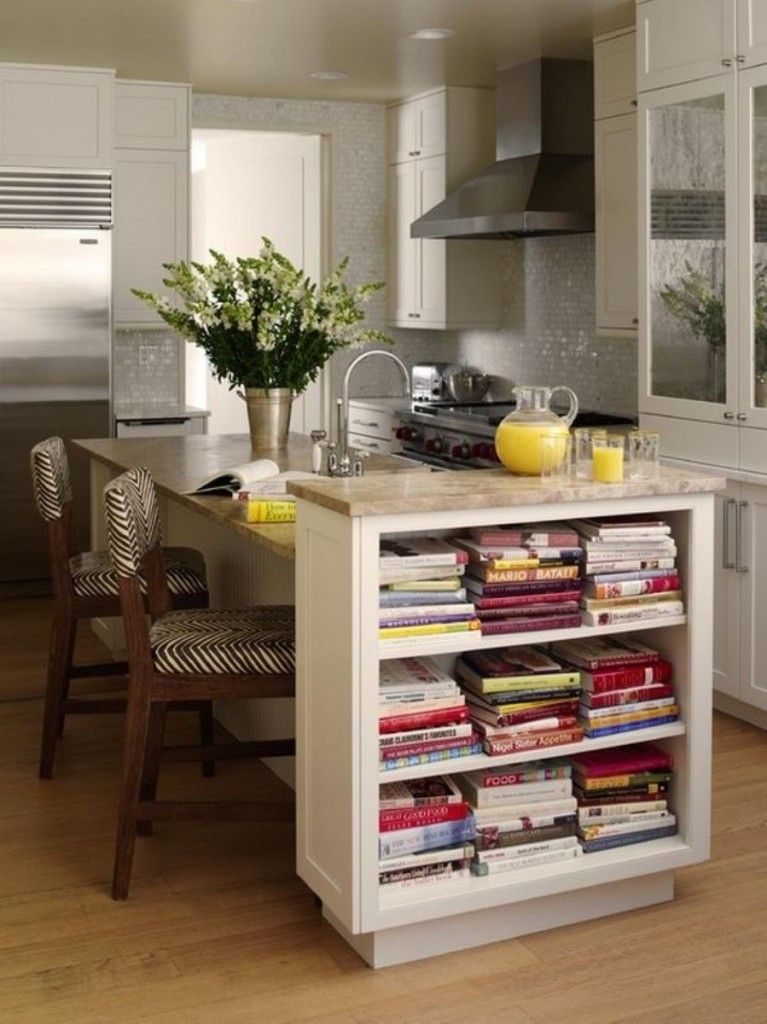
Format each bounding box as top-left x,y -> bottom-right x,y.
75,435 -> 724,968
288,464 -> 723,966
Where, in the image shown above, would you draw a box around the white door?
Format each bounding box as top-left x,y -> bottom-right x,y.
415,155 -> 447,325
712,485 -> 742,697
595,113 -> 638,333
191,129 -> 323,435
387,161 -> 417,325
637,0 -> 737,91
738,0 -> 767,68
737,482 -> 767,710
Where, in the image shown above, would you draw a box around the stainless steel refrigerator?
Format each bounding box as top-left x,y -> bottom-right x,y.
0,169 -> 112,592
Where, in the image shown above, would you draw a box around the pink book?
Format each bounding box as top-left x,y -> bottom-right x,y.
479,613 -> 582,636
570,743 -> 673,777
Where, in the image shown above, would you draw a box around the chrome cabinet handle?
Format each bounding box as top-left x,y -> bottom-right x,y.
724,411 -> 735,420
737,413 -> 748,421
736,54 -> 746,63
352,419 -> 380,428
736,501 -> 749,573
723,498 -> 736,569
722,57 -> 733,66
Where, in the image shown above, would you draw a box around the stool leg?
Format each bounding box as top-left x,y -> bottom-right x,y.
112,681 -> 153,901
57,676 -> 72,737
39,610 -> 76,779
136,703 -> 167,837
200,702 -> 215,777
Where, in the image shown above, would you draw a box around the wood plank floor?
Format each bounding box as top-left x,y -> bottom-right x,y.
1,597 -> 767,1023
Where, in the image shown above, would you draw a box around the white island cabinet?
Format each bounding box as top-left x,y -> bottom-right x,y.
291,468 -> 722,968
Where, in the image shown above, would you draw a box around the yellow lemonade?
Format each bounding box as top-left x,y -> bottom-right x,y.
494,421 -> 570,476
592,446 -> 624,483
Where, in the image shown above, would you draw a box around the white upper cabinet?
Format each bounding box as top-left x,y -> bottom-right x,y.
0,65 -> 113,168
115,82 -> 189,150
387,87 -> 501,330
595,113 -> 638,334
637,0 -> 737,91
595,27 -> 638,117
738,0 -> 767,67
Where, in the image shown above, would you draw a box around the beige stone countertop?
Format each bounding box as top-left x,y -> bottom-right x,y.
287,465 -> 726,517
72,433 -> 423,559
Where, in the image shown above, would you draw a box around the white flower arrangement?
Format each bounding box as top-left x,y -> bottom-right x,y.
132,238 -> 390,393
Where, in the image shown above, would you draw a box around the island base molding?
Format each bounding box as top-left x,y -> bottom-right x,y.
323,873 -> 674,969
713,692 -> 767,731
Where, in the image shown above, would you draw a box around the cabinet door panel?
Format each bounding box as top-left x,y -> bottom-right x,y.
637,0 -> 737,91
738,0 -> 767,68
387,102 -> 417,163
416,92 -> 447,158
737,482 -> 767,710
115,83 -> 189,150
0,69 -> 113,168
595,114 -> 638,332
594,31 -> 637,118
713,486 -> 741,697
638,76 -> 739,424
387,162 -> 417,324
114,150 -> 188,325
415,156 -> 446,324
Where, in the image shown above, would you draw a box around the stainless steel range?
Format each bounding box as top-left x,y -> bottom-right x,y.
394,401 -> 635,470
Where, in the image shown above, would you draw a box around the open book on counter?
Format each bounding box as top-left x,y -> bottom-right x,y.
185,458 -> 316,498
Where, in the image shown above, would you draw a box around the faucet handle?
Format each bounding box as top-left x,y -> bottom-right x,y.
310,429 -> 327,443
351,450 -> 370,477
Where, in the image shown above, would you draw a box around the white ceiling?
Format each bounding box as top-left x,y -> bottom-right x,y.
0,0 -> 635,102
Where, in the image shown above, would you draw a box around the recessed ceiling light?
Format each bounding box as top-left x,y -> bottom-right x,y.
410,28 -> 455,41
309,70 -> 349,81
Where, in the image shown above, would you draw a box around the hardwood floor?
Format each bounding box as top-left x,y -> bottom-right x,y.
1,598 -> 766,1022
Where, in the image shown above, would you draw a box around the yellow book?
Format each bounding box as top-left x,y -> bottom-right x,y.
245,499 -> 296,523
379,620 -> 480,640
583,706 -> 679,729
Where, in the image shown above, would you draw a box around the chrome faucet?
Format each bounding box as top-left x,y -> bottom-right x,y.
328,349 -> 411,478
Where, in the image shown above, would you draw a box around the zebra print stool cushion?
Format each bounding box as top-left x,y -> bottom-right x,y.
30,437 -> 72,521
104,467 -> 163,578
149,606 -> 295,675
70,547 -> 207,598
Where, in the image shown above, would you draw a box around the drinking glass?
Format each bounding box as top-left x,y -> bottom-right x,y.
539,434 -> 571,481
592,434 -> 625,483
627,430 -> 661,480
573,427 -> 607,480
627,430 -> 645,480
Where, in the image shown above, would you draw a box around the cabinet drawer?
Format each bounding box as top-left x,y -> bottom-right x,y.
347,405 -> 399,440
347,431 -> 393,455
115,82 -> 189,150
639,413 -> 739,467
594,29 -> 637,118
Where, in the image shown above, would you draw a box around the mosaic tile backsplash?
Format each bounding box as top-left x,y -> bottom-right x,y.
113,329 -> 182,407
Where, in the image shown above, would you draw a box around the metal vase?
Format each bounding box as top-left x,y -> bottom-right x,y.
243,388 -> 293,450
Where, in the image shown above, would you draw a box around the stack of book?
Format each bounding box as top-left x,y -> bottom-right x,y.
378,776 -> 475,890
455,645 -> 584,756
379,537 -> 480,642
379,657 -> 482,771
570,744 -> 677,852
569,516 -> 683,626
549,636 -> 679,738
455,523 -> 583,636
455,761 -> 582,876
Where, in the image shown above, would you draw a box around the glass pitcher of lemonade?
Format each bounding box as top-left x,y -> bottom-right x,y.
494,385 -> 579,475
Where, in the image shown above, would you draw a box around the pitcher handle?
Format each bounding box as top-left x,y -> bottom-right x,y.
550,386 -> 579,427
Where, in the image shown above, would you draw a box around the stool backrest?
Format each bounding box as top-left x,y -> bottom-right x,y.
30,437 -> 77,594
103,468 -> 172,624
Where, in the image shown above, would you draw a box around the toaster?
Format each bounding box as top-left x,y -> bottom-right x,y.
411,363 -> 450,401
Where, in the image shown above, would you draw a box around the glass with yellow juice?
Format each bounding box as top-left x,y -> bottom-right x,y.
494,384 -> 578,476
592,434 -> 625,483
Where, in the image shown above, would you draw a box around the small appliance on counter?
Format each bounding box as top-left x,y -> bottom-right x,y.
410,363 -> 450,402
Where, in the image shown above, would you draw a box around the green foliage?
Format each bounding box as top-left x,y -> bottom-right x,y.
132,239 -> 391,393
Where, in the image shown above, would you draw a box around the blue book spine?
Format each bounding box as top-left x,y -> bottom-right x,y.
379,816 -> 476,859
580,823 -> 677,852
379,589 -> 468,607
583,714 -> 679,738
379,742 -> 482,771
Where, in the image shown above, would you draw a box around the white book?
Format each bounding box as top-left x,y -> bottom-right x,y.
472,796 -> 578,824
475,835 -> 580,863
473,846 -> 583,875
379,723 -> 473,747
379,656 -> 458,689
379,866 -> 471,890
580,697 -> 677,720
577,800 -> 668,819
475,812 -> 576,835
577,809 -> 671,827
185,457 -> 314,497
377,842 -> 474,873
581,600 -> 684,626
378,684 -> 462,704
456,776 -> 573,808
579,813 -> 677,838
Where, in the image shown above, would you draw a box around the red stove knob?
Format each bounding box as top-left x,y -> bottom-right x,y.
471,443 -> 484,459
395,426 -> 407,440
424,438 -> 436,453
489,448 -> 502,464
477,443 -> 492,460
451,442 -> 470,460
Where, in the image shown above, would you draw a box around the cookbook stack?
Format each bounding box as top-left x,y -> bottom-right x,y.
455,645 -> 584,755
378,776 -> 475,890
454,761 -> 582,876
379,537 -> 480,642
569,516 -> 683,626
549,636 -> 679,738
455,523 -> 583,636
379,657 -> 482,771
569,743 -> 677,852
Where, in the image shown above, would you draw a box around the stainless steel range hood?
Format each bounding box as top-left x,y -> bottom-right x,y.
411,59 -> 595,240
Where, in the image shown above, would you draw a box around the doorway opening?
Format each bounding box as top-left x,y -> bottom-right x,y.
188,128 -> 324,435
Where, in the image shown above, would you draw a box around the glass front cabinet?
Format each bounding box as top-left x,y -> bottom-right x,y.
640,64 -> 767,438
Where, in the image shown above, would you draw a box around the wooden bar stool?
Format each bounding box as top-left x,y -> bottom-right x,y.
30,437 -> 213,779
103,467 -> 295,900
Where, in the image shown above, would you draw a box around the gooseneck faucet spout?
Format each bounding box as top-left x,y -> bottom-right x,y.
331,349 -> 410,477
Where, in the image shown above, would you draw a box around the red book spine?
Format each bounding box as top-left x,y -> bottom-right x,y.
480,613 -> 582,635
484,726 -> 584,755
571,747 -> 672,776
479,715 -> 579,737
379,705 -> 469,734
479,700 -> 580,727
475,589 -> 583,609
476,602 -> 579,620
378,734 -> 476,760
378,801 -> 469,832
584,684 -> 674,708
590,575 -> 681,599
586,660 -> 673,692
